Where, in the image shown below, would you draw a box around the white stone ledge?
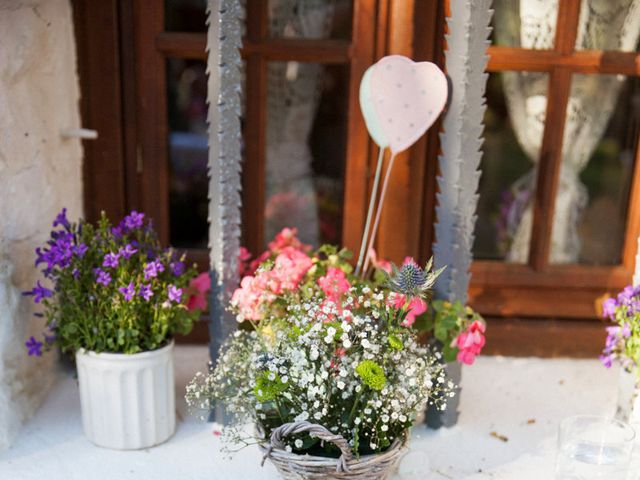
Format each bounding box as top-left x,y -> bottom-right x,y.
0,347 -> 621,479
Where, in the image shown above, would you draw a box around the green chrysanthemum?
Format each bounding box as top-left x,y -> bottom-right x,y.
253,371 -> 288,401
388,334 -> 404,350
355,360 -> 387,390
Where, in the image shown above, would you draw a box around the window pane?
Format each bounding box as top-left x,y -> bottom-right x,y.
491,0 -> 558,49
550,74 -> 639,265
575,0 -> 640,52
165,0 -> 207,33
268,0 -> 352,40
166,58 -> 208,249
474,72 -> 548,263
264,62 -> 348,248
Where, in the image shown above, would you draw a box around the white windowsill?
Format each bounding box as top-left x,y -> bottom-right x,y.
0,346 -> 620,479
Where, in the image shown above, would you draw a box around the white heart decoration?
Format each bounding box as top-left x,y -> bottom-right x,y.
369,55 -> 448,154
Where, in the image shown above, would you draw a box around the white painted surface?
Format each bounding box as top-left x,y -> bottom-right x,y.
0,0 -> 83,449
76,342 -> 176,450
0,348 -> 624,479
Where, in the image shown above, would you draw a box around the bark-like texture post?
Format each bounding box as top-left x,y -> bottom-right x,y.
429,0 -> 493,428
206,0 -> 244,422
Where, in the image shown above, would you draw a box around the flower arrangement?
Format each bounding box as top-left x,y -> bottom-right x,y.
186,228 -> 454,458
599,285 -> 640,371
23,209 -> 201,356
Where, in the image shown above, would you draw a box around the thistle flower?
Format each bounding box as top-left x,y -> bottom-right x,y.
355,360 -> 387,390
384,257 -> 444,299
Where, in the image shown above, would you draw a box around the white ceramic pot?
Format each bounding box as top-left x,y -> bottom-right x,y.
75,340 -> 175,450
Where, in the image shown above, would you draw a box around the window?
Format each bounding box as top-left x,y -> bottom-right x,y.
469,0 -> 640,324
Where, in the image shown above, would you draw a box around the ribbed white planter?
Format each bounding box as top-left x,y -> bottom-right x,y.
616,367 -> 640,427
75,340 -> 175,450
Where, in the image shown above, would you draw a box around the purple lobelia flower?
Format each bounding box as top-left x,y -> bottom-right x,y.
94,268 -> 112,286
103,252 -> 120,268
74,243 -> 88,258
170,261 -> 185,277
23,281 -> 53,303
25,336 -> 43,357
119,243 -> 138,259
118,282 -> 136,302
144,260 -> 165,281
123,211 -> 145,230
602,297 -> 618,320
52,208 -> 70,230
139,283 -> 153,301
167,285 -> 182,303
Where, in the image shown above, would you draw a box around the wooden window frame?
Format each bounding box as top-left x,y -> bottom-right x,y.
467,0 -> 640,321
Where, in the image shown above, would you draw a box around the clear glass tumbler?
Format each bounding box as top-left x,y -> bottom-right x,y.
556,415 -> 635,480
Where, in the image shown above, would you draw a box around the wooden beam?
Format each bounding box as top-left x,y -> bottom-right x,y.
487,47 -> 640,75
482,317 -> 606,358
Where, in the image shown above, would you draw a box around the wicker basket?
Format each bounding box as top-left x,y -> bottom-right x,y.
259,421 -> 409,480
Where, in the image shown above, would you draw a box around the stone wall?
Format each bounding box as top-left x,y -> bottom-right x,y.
0,0 -> 83,448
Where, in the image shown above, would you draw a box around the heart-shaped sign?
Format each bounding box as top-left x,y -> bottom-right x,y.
360,55 -> 448,154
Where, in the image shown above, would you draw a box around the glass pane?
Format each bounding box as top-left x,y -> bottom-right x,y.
165,0 -> 207,33
575,0 -> 640,52
264,62 -> 348,248
491,0 -> 558,49
166,58 -> 209,249
550,74 -> 639,265
268,0 -> 352,40
474,72 -> 549,263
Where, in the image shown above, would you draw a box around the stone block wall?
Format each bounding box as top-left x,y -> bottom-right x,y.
0,0 -> 83,448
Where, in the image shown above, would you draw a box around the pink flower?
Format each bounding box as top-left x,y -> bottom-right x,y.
403,297 -> 427,327
230,273 -> 273,321
453,320 -> 486,365
268,247 -> 313,293
369,248 -> 392,273
187,272 -> 211,311
268,227 -> 311,254
248,250 -> 270,276
238,246 -> 253,277
318,267 -> 350,302
386,293 -> 427,327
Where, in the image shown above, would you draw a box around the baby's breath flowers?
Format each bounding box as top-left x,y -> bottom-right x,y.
186,230 -> 454,458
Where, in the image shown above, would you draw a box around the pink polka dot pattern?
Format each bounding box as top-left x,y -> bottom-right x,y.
370,55 -> 448,154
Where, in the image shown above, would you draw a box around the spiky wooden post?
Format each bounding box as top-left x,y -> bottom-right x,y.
206,0 -> 244,421
430,0 -> 493,428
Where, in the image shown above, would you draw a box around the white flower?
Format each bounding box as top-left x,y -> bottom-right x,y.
285,445 -> 292,453
314,412 -> 323,420
321,370 -> 329,380
295,439 -> 303,448
337,381 -> 345,390
399,414 -> 407,422
354,417 -> 361,425
327,327 -> 337,336
343,339 -> 352,348
295,411 -> 309,422
381,425 -> 388,432
324,336 -> 333,344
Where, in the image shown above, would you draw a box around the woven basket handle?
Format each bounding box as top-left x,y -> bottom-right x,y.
265,420 -> 354,473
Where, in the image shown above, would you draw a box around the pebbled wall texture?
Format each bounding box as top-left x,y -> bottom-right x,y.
0,0 -> 83,448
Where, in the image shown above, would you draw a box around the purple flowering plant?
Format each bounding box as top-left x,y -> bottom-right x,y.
24,209 -> 200,355
600,285 -> 640,371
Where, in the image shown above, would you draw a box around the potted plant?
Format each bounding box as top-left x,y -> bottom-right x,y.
23,209 -> 201,449
186,228 -> 454,479
599,285 -> 640,426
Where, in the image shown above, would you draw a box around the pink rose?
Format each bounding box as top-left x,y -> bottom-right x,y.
318,267 -> 350,302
